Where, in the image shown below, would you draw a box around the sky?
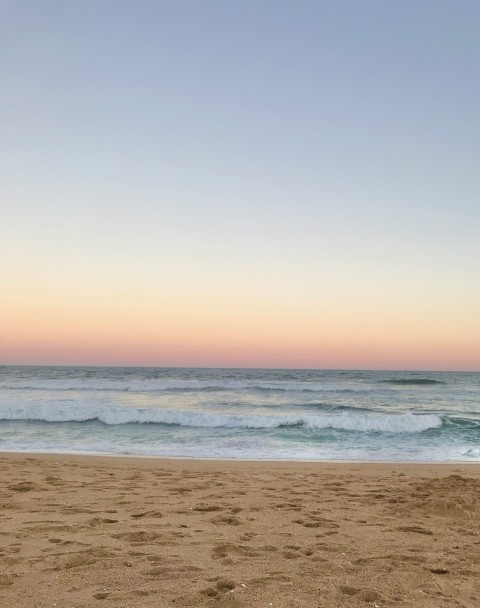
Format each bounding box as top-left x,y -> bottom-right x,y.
1,1 -> 479,370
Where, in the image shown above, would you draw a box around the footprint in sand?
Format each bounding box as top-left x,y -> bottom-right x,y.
143,565 -> 203,578
146,555 -> 168,563
193,504 -> 221,512
44,476 -> 65,486
281,544 -> 313,559
211,515 -> 241,525
0,574 -> 14,586
88,517 -> 119,526
211,543 -> 259,560
398,525 -> 433,535
257,545 -> 278,552
202,579 -> 236,597
8,482 -> 35,492
294,518 -> 339,529
250,573 -> 292,585
61,554 -> 98,570
216,579 -> 236,592
130,511 -> 162,518
112,531 -> 163,542
340,585 -> 384,602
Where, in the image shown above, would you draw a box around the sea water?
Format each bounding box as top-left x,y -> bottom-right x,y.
0,366 -> 479,461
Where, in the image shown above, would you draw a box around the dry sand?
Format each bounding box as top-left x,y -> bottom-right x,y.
1,453 -> 479,608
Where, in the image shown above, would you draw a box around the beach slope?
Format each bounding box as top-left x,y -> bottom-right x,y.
1,454 -> 479,607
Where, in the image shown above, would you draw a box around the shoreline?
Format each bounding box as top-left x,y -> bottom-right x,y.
1,449 -> 480,467
1,452 -> 479,607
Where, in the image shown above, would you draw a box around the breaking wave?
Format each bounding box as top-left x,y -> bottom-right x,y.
0,405 -> 443,433
381,379 -> 445,386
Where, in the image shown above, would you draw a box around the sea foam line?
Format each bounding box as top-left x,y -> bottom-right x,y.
0,405 -> 443,433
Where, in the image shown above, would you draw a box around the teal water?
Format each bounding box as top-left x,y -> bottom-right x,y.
0,366 -> 479,461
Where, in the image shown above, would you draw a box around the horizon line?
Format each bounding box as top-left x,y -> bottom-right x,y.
0,363 -> 478,374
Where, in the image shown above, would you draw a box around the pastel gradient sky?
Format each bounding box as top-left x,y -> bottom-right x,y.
1,1 -> 479,370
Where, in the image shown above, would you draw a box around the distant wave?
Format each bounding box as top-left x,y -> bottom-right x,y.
381,379 -> 445,386
0,405 -> 443,433
0,380 -> 375,394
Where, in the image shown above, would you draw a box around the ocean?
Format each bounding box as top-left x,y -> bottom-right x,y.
0,366 -> 479,461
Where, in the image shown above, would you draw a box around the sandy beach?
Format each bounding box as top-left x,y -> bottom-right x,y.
1,453 -> 479,608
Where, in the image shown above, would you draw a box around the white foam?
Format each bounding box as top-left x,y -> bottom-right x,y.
463,447 -> 480,458
0,403 -> 442,433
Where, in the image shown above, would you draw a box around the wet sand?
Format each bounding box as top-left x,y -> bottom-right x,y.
1,453 -> 479,607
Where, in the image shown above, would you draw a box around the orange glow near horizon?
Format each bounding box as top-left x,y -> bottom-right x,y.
2,280 -> 479,370
2,244 -> 479,371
